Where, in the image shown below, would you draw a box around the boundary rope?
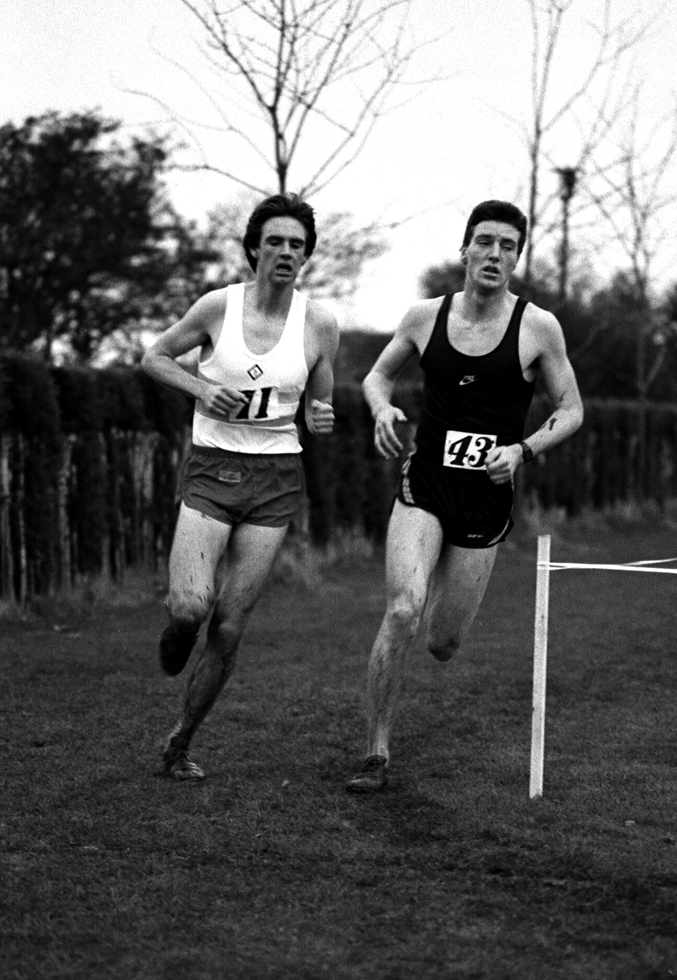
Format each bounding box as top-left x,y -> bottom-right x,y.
545,556 -> 677,574
529,536 -> 677,801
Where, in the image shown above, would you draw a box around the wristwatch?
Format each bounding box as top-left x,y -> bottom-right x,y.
520,441 -> 534,464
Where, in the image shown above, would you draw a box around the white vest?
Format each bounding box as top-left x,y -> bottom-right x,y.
192,283 -> 309,454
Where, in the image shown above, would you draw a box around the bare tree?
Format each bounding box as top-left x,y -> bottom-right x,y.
519,0 -> 660,288
589,96 -> 677,377
587,95 -> 677,486
298,210 -> 389,297
139,0 -> 437,197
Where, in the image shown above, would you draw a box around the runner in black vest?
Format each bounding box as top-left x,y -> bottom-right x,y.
347,200 -> 583,793
400,292 -> 534,548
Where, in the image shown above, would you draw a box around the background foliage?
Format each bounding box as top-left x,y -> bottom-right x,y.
0,112 -> 194,361
2,355 -> 677,604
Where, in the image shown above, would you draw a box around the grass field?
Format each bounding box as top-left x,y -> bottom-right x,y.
2,517 -> 677,979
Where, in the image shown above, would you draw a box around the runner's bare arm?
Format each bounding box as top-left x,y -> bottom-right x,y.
528,313 -> 584,452
141,291 -> 247,418
486,309 -> 584,484
363,302 -> 433,459
304,304 -> 339,435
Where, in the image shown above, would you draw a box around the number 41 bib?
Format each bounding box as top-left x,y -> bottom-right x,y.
443,429 -> 497,470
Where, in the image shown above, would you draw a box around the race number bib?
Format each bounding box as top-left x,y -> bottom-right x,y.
443,429 -> 497,470
231,386 -> 280,421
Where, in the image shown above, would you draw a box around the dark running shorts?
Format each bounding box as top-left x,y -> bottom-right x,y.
396,451 -> 514,548
181,445 -> 305,527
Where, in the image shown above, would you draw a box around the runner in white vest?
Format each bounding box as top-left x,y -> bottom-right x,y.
192,280 -> 310,455
142,193 -> 338,780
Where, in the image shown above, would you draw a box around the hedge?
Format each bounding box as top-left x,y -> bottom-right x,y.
1,354 -> 676,602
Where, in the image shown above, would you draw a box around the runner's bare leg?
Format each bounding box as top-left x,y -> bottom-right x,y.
165,503 -> 230,633
423,544 -> 497,662
366,501 -> 443,761
169,521 -> 289,750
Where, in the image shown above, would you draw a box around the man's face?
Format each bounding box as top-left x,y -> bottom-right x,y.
461,220 -> 521,292
251,216 -> 308,285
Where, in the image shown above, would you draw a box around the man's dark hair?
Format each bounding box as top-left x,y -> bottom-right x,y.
243,193 -> 317,271
462,200 -> 528,256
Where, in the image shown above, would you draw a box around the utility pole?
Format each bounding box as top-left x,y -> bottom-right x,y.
555,166 -> 578,303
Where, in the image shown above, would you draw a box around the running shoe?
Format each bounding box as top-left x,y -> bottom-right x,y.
159,745 -> 205,781
159,623 -> 198,676
346,754 -> 388,793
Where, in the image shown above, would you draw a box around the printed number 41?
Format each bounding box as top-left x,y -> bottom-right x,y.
234,387 -> 274,420
443,430 -> 496,469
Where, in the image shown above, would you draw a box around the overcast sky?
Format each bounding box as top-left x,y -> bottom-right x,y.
3,0 -> 676,329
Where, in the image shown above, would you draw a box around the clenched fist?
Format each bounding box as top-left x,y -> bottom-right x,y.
306,398 -> 334,435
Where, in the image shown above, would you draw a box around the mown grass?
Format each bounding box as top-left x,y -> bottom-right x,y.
2,517 -> 677,979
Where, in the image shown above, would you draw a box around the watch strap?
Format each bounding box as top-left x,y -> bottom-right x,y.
520,441 -> 534,464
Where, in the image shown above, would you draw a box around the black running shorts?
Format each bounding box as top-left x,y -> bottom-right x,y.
396,450 -> 514,548
181,445 -> 305,527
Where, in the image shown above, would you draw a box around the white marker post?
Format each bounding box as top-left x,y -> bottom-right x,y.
530,534 -> 551,799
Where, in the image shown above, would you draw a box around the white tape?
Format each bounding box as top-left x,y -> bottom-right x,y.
530,538 -> 677,801
547,560 -> 677,574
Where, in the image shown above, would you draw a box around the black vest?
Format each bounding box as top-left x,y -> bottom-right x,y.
416,294 -> 536,457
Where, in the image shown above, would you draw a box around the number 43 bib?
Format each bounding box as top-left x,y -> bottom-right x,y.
443,429 -> 497,470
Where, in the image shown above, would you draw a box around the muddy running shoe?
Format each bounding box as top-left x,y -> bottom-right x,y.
346,754 -> 388,793
159,745 -> 205,781
159,623 -> 198,676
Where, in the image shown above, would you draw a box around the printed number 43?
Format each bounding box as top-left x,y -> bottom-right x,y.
443,430 -> 497,469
